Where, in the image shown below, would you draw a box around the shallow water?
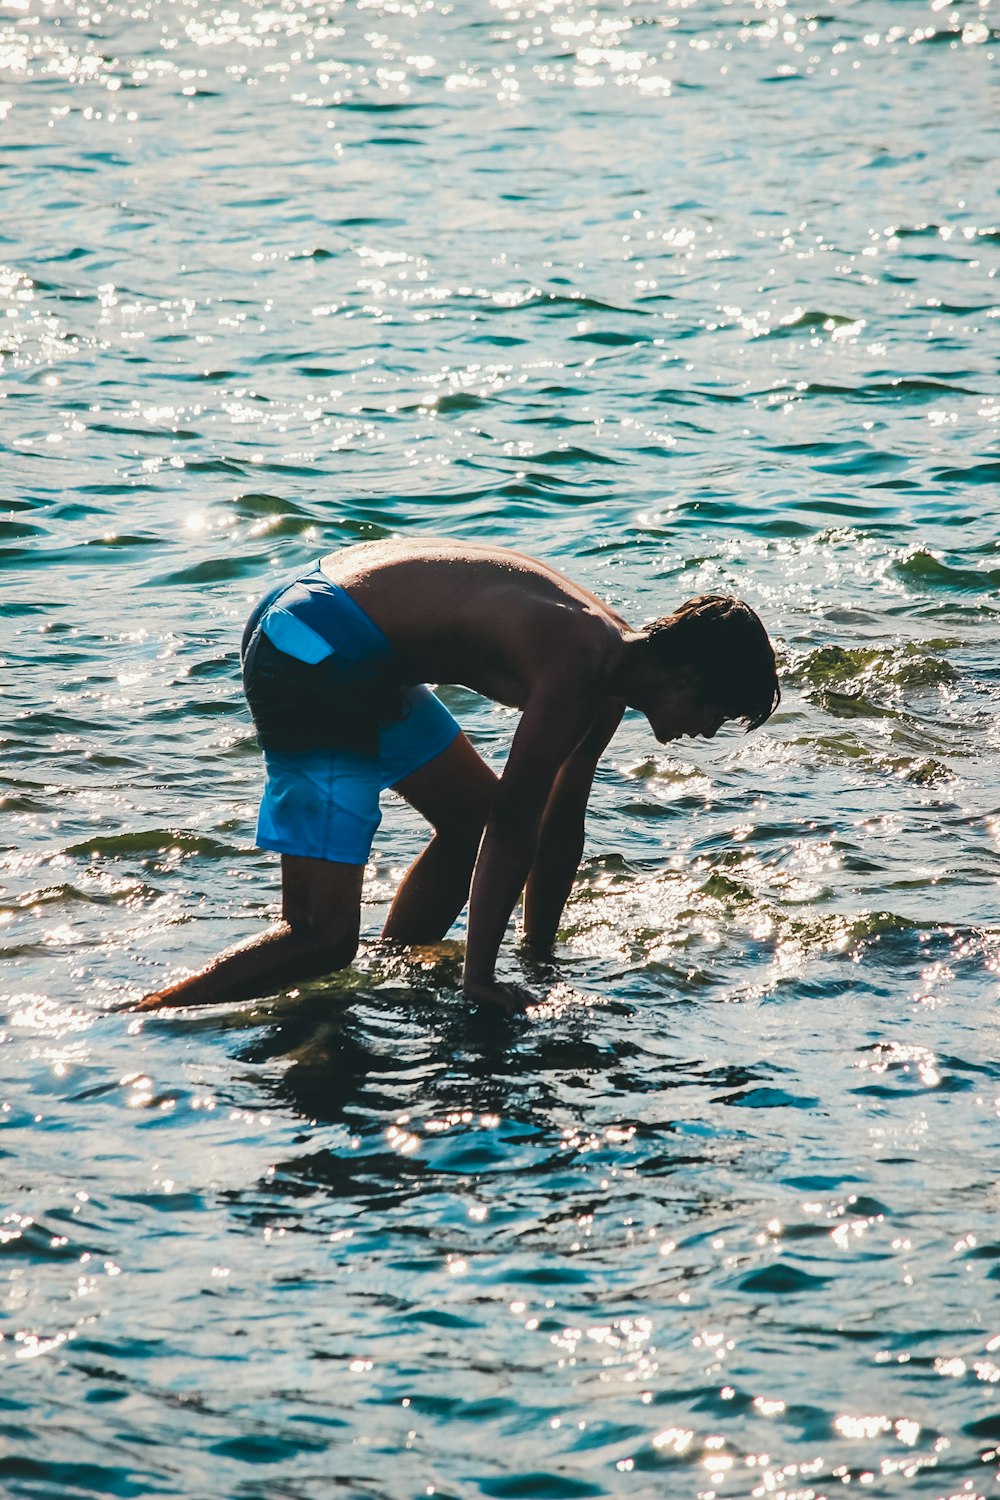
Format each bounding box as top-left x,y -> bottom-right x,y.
2,0 -> 999,1495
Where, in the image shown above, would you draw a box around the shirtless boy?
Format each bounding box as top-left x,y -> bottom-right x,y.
138,539 -> 779,1013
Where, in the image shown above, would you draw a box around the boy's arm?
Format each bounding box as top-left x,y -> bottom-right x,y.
462,679 -> 601,1011
522,697 -> 624,953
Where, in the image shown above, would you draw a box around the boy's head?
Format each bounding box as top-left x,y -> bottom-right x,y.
636,593 -> 780,739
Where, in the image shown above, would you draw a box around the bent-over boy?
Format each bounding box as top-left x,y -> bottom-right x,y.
138,538 -> 779,1013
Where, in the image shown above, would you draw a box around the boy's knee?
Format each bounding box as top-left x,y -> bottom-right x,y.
286,916 -> 359,973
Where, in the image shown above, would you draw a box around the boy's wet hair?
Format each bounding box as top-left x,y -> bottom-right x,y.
642,594 -> 780,730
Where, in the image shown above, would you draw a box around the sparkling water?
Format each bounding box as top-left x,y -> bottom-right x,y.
2,2 -> 998,1495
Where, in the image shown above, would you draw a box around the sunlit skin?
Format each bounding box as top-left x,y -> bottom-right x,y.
136,540 -> 766,1017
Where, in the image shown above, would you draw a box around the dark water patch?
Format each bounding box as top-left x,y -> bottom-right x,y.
1,600 -> 70,616
890,598 -> 999,625
934,460 -> 1000,486
739,1261 -> 830,1293
766,309 -> 865,338
786,497 -> 902,524
0,1215 -> 81,1261
83,533 -> 162,551
399,1307 -> 480,1332
152,696 -> 244,720
432,390 -> 495,415
569,328 -> 646,347
169,453 -> 249,473
892,550 -> 1000,594
510,291 -> 646,321
808,451 -> 911,480
0,520 -> 48,540
714,1087 -> 822,1111
0,1456 -> 160,1498
0,882 -> 129,914
805,691 -> 899,722
800,377 -> 981,404
867,476 -> 923,492
851,1075 -> 971,1100
771,439 -> 863,457
186,654 -> 239,680
231,491 -> 312,519
0,793 -> 52,813
62,830 -> 234,858
472,332 -> 529,347
880,755 -> 955,786
7,709 -> 107,735
89,419 -> 203,441
148,557 -> 274,585
965,1413 -> 1000,1441
0,545 -> 100,570
656,384 -> 745,407
48,501 -> 123,520
796,642 -> 958,694
477,1473 -> 606,1499
531,446 -> 619,467
209,1428 -> 327,1463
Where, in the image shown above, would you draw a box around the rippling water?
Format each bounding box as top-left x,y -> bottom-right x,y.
2,0 -> 999,1495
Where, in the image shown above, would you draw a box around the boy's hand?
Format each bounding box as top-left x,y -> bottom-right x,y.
463,977 -> 538,1017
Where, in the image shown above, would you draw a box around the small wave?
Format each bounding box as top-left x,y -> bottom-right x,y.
83,533 -> 163,551
230,491 -> 311,519
738,1260 -> 829,1290
148,556 -> 274,585
569,328 -> 646,347
0,520 -> 47,540
796,642 -> 957,693
766,309 -> 862,337
715,1088 -> 822,1112
531,446 -> 620,467
0,545 -> 98,570
892,549 -> 1000,594
798,377 -> 980,403
933,460 -> 1000,486
63,831 -> 234,858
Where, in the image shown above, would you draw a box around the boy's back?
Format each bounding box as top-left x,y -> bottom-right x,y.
320,538 -> 628,710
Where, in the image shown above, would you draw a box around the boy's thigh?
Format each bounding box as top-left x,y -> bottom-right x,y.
392,730 -> 497,833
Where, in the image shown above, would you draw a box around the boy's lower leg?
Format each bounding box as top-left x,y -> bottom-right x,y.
381,825 -> 484,945
137,857 -> 364,1009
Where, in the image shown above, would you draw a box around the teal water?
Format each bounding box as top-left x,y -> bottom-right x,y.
2,1 -> 999,1495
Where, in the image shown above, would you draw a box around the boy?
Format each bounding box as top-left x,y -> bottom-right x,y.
138,539 -> 779,1013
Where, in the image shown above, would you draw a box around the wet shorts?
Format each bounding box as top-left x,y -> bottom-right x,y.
242,562 -> 461,865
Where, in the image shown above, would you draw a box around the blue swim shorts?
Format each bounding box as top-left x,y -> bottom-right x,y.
243,562 -> 461,866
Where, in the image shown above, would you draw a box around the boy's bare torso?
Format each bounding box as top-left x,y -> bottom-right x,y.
320,539 -> 631,710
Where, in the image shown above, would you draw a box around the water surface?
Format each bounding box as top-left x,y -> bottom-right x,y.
2,1 -> 999,1495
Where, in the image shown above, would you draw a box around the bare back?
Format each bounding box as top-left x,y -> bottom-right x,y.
320,539 -> 631,708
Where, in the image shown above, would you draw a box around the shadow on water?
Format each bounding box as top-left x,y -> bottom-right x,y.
204,946 -> 791,1243
233,963 -> 632,1130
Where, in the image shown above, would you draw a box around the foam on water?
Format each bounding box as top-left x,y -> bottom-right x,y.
1,0 -> 999,1495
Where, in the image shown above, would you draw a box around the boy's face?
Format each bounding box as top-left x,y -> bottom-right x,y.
643,678 -> 726,744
